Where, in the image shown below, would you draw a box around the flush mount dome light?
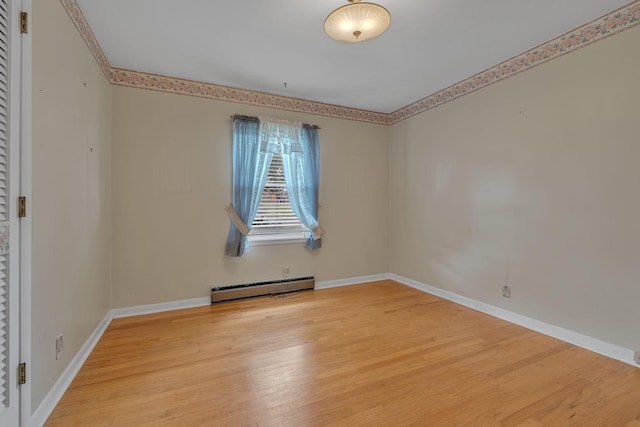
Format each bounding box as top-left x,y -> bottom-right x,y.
324,0 -> 391,43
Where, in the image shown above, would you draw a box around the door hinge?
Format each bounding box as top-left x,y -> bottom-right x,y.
18,196 -> 26,218
18,363 -> 26,385
20,12 -> 28,33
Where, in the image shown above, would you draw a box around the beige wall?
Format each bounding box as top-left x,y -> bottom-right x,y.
110,86 -> 389,307
32,0 -> 112,410
389,26 -> 640,351
31,0 -> 640,414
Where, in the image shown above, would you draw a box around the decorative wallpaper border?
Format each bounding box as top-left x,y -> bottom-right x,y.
61,0 -> 640,126
388,0 -> 640,124
59,0 -> 112,80
109,68 -> 391,125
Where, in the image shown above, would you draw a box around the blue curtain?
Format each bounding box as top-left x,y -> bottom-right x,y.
225,116 -> 273,257
282,124 -> 323,249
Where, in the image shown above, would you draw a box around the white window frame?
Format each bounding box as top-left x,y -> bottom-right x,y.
247,150 -> 309,246
247,231 -> 308,246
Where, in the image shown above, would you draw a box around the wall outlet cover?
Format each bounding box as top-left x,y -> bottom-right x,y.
56,334 -> 63,360
502,285 -> 511,298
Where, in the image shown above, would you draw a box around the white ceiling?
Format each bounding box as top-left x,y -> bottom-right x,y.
76,0 -> 630,114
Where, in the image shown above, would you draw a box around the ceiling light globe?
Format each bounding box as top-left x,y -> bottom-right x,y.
324,1 -> 391,43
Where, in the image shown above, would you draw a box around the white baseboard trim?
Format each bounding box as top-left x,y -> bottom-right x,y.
389,273 -> 638,368
316,273 -> 390,290
111,296 -> 211,319
31,310 -> 113,427
113,276 -> 391,316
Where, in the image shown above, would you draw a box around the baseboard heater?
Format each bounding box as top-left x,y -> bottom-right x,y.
211,276 -> 315,303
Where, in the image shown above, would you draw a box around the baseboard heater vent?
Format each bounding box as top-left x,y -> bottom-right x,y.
211,276 -> 315,303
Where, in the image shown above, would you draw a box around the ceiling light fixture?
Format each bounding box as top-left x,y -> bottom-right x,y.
324,0 -> 391,43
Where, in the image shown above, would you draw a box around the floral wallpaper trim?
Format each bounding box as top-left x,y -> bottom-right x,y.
389,0 -> 640,124
61,0 -> 640,125
59,0 -> 112,80
110,69 -> 392,125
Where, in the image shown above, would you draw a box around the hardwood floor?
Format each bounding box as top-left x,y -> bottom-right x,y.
46,280 -> 640,426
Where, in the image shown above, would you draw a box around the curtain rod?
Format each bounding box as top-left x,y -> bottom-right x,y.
231,115 -> 320,130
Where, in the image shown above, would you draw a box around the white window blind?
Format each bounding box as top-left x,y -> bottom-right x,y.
250,152 -> 308,237
0,0 -> 8,412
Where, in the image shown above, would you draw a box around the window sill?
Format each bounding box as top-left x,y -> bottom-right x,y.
247,232 -> 308,246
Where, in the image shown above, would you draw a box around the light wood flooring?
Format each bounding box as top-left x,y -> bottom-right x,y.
46,280 -> 640,426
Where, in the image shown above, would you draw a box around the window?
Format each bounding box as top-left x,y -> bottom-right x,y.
225,116 -> 322,257
247,151 -> 309,245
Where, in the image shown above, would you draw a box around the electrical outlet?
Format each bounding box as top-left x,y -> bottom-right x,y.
56,334 -> 63,360
282,267 -> 290,278
501,285 -> 511,298
634,351 -> 640,364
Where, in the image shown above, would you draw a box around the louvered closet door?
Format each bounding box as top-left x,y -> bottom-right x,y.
0,0 -> 20,425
